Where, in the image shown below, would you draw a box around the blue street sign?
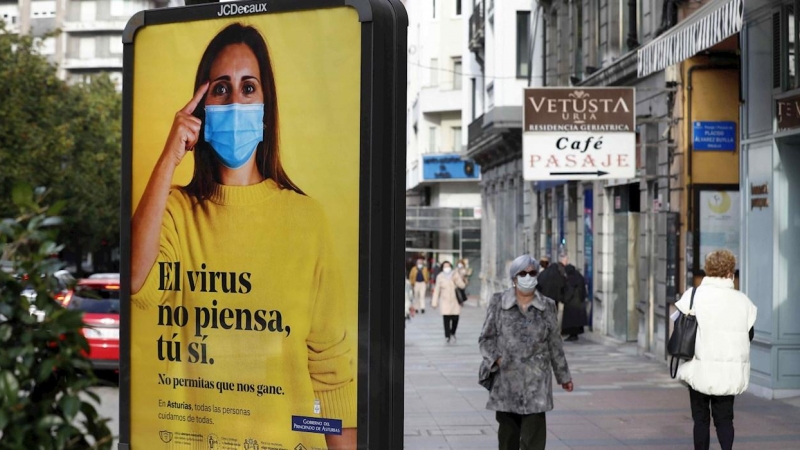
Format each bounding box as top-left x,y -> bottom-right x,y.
422,154 -> 481,181
693,121 -> 736,151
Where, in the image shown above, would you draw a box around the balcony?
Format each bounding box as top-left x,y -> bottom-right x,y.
63,57 -> 123,70
418,87 -> 461,114
406,207 -> 482,232
468,1 -> 484,59
466,108 -> 522,169
63,20 -> 128,33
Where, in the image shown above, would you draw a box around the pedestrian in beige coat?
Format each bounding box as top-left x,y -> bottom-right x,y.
432,261 -> 466,343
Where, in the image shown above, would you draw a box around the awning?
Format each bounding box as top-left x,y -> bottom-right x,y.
637,0 -> 743,78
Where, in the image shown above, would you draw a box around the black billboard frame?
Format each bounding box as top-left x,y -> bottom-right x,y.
119,1 -> 407,448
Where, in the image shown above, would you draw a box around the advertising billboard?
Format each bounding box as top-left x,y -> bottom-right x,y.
121,1 -> 407,449
698,190 -> 740,270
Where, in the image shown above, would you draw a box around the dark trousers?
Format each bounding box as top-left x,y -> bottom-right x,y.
443,315 -> 459,338
689,387 -> 735,450
496,411 -> 546,450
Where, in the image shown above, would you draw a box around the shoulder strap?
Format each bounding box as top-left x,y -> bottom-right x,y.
690,287 -> 697,310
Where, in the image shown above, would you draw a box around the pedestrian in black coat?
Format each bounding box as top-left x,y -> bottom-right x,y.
562,264 -> 588,341
536,259 -> 566,304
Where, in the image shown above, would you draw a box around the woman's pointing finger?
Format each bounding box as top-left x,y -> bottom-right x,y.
182,81 -> 210,114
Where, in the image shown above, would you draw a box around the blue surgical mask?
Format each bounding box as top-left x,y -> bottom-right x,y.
204,103 -> 264,169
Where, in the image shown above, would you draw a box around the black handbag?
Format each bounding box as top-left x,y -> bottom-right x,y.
668,287 -> 698,379
455,288 -> 468,305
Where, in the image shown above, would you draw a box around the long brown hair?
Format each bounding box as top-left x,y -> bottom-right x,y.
184,23 -> 303,201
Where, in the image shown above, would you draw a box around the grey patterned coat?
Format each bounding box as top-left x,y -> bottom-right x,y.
479,288 -> 572,414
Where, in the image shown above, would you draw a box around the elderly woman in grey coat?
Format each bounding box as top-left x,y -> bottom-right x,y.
479,254 -> 574,450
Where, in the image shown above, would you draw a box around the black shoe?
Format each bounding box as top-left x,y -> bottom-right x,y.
565,335 -> 579,342
421,309 -> 425,314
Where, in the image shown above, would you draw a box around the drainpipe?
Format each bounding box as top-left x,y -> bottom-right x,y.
685,63 -> 739,283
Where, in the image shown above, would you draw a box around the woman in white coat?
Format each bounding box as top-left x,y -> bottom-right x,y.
675,250 -> 757,450
432,261 -> 466,343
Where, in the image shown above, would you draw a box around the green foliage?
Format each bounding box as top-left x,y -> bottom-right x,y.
0,22 -> 121,266
0,183 -> 113,449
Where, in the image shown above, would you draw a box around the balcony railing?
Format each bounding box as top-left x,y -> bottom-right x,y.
468,114 -> 485,148
406,207 -> 482,232
63,20 -> 127,33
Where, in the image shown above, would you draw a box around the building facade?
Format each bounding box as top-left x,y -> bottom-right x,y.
464,0 -> 538,303
1,0 -> 176,87
405,0 -> 482,290
739,0 -> 800,399
535,0 -> 683,356
502,0 -> 798,398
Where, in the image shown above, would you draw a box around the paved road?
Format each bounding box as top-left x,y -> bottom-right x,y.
89,300 -> 800,449
404,301 -> 800,449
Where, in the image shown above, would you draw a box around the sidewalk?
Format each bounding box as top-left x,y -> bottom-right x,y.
404,301 -> 800,449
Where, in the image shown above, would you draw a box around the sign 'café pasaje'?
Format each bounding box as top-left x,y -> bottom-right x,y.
522,87 -> 636,180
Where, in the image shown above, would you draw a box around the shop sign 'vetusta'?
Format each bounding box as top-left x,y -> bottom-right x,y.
522,87 -> 636,181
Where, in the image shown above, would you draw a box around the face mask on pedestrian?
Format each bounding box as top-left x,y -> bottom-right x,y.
443,266 -> 452,274
516,274 -> 538,294
417,264 -> 423,269
204,103 -> 264,169
457,263 -> 464,269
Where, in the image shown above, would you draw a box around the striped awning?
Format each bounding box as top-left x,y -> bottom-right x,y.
637,0 -> 743,78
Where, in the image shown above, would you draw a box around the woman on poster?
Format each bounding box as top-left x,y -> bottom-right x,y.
130,23 -> 355,449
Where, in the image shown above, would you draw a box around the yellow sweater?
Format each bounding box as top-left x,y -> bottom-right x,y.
130,179 -> 355,448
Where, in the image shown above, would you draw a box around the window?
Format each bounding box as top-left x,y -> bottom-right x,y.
109,36 -> 123,55
453,58 -> 462,90
430,58 -> 438,86
429,126 -> 437,153
777,2 -> 800,91
516,11 -> 531,78
471,78 -> 476,120
453,127 -> 462,153
34,37 -> 56,55
79,37 -> 95,59
81,1 -> 96,22
574,1 -> 584,78
111,0 -> 124,17
31,1 -> 56,18
790,4 -> 798,90
456,0 -> 462,16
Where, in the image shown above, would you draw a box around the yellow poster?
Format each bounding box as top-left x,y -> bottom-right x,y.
128,7 -> 360,449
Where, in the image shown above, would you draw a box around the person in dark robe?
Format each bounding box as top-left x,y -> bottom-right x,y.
562,264 -> 589,341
